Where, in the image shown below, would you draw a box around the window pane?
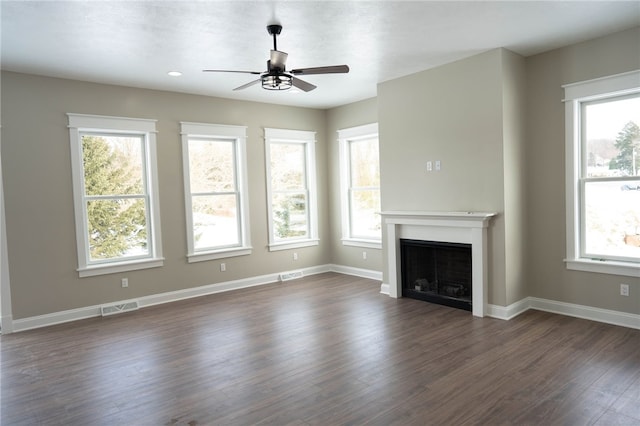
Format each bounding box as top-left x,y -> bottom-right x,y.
584,180 -> 640,260
188,139 -> 235,193
86,198 -> 148,261
272,192 -> 308,240
585,96 -> 640,178
350,189 -> 381,239
82,134 -> 144,195
270,143 -> 305,190
192,194 -> 239,250
350,138 -> 380,187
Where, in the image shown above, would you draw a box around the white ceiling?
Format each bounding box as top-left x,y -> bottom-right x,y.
2,1 -> 639,109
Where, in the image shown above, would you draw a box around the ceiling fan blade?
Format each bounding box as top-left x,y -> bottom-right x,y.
291,77 -> 317,92
270,50 -> 288,70
290,65 -> 350,75
233,79 -> 262,91
203,69 -> 262,75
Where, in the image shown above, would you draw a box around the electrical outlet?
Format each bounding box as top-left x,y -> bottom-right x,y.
293,252 -> 298,261
427,161 -> 433,172
121,278 -> 128,288
362,251 -> 367,260
220,263 -> 226,272
620,283 -> 629,296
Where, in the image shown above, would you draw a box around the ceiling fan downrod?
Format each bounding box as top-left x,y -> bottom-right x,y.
267,24 -> 283,52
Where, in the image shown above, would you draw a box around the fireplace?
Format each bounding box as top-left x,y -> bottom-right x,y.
401,239 -> 472,311
380,211 -> 496,317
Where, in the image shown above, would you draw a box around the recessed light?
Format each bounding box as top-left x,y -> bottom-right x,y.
167,71 -> 182,77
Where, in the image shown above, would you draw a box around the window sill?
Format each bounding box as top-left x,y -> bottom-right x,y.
187,247 -> 252,263
268,239 -> 319,252
78,258 -> 164,278
341,238 -> 382,249
565,258 -> 640,278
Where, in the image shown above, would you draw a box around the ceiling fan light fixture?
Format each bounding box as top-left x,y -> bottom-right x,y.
262,74 -> 292,91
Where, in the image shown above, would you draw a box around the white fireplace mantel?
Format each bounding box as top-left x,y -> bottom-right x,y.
380,211 -> 497,317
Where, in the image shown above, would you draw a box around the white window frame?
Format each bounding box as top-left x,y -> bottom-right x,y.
563,70 -> 640,278
68,113 -> 164,277
264,128 -> 319,251
338,123 -> 381,249
181,122 -> 251,262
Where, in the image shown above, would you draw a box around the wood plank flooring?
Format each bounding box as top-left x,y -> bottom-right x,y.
1,272 -> 639,425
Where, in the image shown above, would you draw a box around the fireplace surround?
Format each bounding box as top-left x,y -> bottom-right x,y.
380,211 -> 496,317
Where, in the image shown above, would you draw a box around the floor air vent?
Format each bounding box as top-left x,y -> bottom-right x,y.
279,270 -> 304,281
100,300 -> 139,317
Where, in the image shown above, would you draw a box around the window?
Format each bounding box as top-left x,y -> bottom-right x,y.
264,128 -> 318,251
68,114 -> 163,277
181,122 -> 251,262
338,123 -> 381,248
563,70 -> 640,277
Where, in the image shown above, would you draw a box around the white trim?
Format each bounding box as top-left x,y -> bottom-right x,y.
268,239 -> 320,251
180,122 -> 251,258
563,71 -> 640,275
67,113 -> 157,133
381,211 -> 496,317
180,121 -> 247,138
12,265 -> 331,333
529,297 -> 640,330
187,248 -> 252,263
337,123 -> 378,141
67,113 -> 164,277
264,128 -> 318,250
486,298 -> 531,320
562,70 -> 640,101
338,123 -> 381,245
329,264 -> 382,281
265,127 -> 316,143
341,238 -> 382,250
8,272 -> 639,333
565,258 -> 640,277
486,296 -> 640,329
78,258 -> 164,277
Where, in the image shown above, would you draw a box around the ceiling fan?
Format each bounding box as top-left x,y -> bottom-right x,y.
203,24 -> 349,92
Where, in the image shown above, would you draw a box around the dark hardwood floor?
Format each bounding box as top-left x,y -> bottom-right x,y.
1,272 -> 639,425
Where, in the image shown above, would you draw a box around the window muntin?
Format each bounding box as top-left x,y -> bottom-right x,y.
181,122 -> 251,262
264,128 -> 318,251
563,71 -> 640,276
68,114 -> 163,277
338,123 -> 381,248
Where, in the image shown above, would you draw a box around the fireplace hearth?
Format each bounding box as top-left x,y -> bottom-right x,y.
401,239 -> 472,311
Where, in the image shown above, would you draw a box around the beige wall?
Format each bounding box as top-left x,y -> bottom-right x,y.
525,27 -> 640,314
377,48 -> 523,307
325,98 -> 382,270
501,49 -> 528,305
1,72 -> 331,319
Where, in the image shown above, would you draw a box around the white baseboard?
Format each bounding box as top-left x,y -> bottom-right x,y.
9,269 -> 639,333
329,264 -> 382,281
9,264 -> 369,333
486,298 -> 531,320
528,297 -> 640,330
486,297 -> 639,329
